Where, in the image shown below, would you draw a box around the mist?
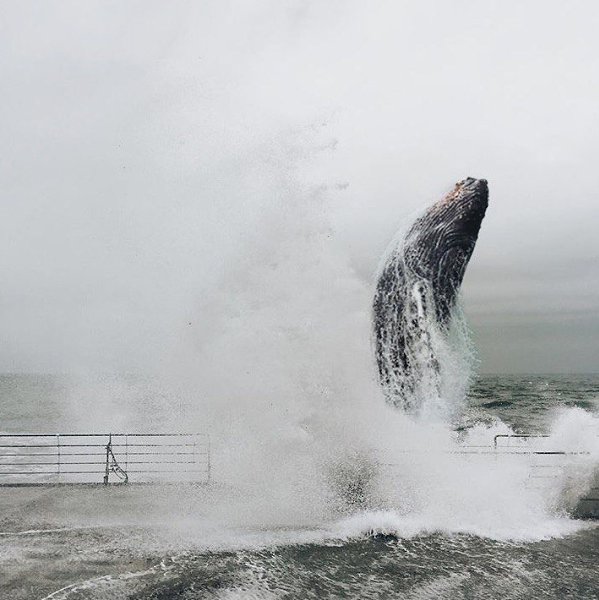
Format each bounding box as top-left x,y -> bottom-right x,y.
1,0 -> 598,375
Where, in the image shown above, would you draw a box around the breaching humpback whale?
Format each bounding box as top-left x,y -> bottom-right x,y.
373,177 -> 488,413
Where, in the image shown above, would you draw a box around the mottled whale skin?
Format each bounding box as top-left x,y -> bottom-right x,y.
373,177 -> 488,412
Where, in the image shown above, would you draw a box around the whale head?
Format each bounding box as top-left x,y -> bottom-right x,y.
403,177 -> 489,323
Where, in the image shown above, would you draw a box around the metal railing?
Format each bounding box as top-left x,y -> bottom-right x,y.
494,434 -> 548,449
379,433 -> 594,465
0,433 -> 210,486
493,433 -> 590,455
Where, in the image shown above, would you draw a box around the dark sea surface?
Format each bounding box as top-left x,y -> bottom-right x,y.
467,374 -> 599,434
0,374 -> 598,600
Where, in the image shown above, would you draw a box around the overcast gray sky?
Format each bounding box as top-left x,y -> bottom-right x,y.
1,1 -> 598,374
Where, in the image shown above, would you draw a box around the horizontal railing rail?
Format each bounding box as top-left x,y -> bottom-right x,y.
493,434 -> 550,448
0,433 -> 210,486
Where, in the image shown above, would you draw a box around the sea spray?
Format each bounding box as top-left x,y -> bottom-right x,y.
55,155 -> 595,541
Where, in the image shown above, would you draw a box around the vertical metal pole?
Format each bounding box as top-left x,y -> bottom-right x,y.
103,433 -> 111,485
125,435 -> 128,474
56,434 -> 61,478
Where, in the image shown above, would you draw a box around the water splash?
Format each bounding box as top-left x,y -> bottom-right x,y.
46,157 -> 595,543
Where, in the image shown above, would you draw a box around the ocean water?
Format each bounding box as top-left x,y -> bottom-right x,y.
1,374 -> 598,599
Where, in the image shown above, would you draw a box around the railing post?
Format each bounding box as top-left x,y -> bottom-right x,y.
56,434 -> 61,478
103,433 -> 112,485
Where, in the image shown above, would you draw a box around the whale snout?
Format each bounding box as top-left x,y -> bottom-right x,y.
442,177 -> 489,217
433,177 -> 489,242
462,176 -> 486,184
457,177 -> 488,237
460,177 -> 489,211
461,177 -> 488,192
